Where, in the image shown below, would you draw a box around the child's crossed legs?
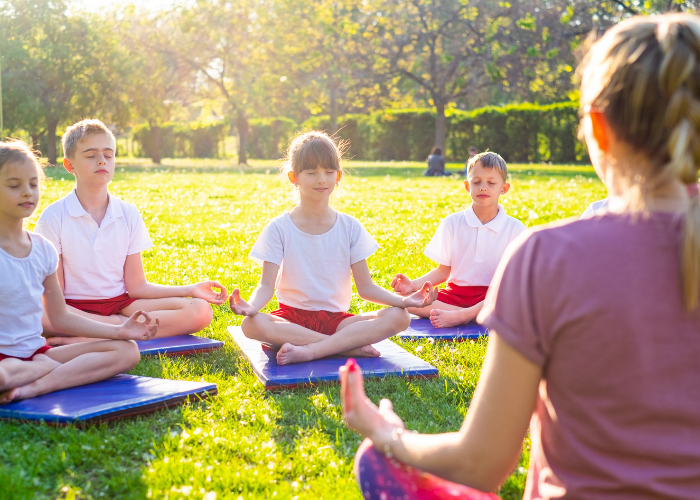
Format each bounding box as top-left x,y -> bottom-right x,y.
0,340 -> 140,403
408,300 -> 484,329
242,307 -> 410,365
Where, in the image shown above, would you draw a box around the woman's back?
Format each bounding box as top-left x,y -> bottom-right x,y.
426,154 -> 445,175
483,212 -> 700,499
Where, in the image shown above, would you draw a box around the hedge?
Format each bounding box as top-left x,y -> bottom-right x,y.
247,117 -> 298,159
132,121 -> 226,159
302,102 -> 585,163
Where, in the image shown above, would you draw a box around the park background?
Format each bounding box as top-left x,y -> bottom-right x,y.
0,1 -> 697,499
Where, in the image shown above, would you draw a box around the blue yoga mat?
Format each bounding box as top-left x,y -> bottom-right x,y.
396,317 -> 488,341
137,335 -> 223,356
0,374 -> 217,424
228,326 -> 438,390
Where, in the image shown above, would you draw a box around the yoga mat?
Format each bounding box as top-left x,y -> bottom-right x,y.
0,374 -> 217,424
228,326 -> 438,390
137,335 -> 223,356
396,317 -> 488,341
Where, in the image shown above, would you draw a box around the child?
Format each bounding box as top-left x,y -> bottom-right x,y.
35,119 -> 227,343
0,141 -> 158,403
392,152 -> 525,328
341,14 -> 700,499
229,131 -> 437,365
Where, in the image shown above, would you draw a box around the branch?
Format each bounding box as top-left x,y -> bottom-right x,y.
610,0 -> 639,16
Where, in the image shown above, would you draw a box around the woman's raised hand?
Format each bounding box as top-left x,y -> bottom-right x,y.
190,281 -> 228,305
391,273 -> 415,296
340,358 -> 405,444
228,289 -> 258,316
401,281 -> 438,309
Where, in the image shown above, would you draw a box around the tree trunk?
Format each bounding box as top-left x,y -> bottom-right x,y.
329,85 -> 338,134
434,101 -> 447,155
30,130 -> 45,152
150,125 -> 162,164
236,113 -> 249,165
47,118 -> 59,165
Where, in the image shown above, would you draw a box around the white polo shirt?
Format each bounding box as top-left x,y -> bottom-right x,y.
425,204 -> 526,287
35,189 -> 153,300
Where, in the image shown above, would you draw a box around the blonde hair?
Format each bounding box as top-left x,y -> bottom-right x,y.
0,140 -> 41,177
466,151 -> 508,182
579,14 -> 700,310
62,119 -> 115,159
279,131 -> 346,200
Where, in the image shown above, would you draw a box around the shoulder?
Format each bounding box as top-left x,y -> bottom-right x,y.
440,210 -> 465,228
504,214 -> 527,232
28,232 -> 58,260
336,212 -> 371,235
113,195 -> 142,219
37,195 -> 68,221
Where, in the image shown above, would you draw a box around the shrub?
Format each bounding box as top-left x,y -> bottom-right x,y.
132,121 -> 226,159
247,117 -> 298,159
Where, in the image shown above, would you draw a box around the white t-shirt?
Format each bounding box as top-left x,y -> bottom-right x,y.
581,198 -> 609,219
0,233 -> 58,357
249,212 -> 379,312
35,189 -> 153,300
425,204 -> 526,287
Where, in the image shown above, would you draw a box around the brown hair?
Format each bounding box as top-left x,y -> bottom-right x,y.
0,140 -> 41,176
280,131 -> 345,176
466,151 -> 508,182
62,119 -> 115,159
578,14 -> 700,310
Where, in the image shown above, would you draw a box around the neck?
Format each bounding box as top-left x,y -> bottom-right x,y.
0,212 -> 26,244
295,196 -> 334,220
472,202 -> 499,224
75,182 -> 109,212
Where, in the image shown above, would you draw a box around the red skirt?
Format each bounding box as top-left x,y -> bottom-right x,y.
436,284 -> 489,308
270,303 -> 354,336
65,293 -> 136,316
0,345 -> 52,362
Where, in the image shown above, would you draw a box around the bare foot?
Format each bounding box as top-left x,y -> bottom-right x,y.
46,336 -> 103,347
429,309 -> 472,328
343,345 -> 381,358
0,387 -> 20,404
276,343 -> 314,365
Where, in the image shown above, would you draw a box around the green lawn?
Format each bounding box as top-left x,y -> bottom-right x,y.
2,161 -> 606,500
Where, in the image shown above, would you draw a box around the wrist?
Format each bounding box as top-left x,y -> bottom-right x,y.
371,426 -> 404,458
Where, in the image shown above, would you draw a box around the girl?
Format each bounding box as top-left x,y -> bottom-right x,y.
341,14 -> 700,500
229,131 -> 437,365
0,141 -> 158,404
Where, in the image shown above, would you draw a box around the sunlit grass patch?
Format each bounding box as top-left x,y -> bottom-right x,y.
1,162 -> 603,499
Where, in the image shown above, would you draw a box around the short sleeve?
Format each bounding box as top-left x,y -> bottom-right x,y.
127,211 -> 153,255
476,230 -> 550,367
424,217 -> 452,266
44,238 -> 59,276
34,211 -> 62,254
250,219 -> 284,266
349,219 -> 379,264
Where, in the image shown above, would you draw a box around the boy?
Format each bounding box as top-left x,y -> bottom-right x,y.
35,119 -> 227,343
392,152 -> 525,328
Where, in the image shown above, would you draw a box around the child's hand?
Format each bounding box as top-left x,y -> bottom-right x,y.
229,289 -> 258,316
391,273 -> 415,295
189,281 -> 228,305
119,310 -> 159,341
400,281 -> 438,309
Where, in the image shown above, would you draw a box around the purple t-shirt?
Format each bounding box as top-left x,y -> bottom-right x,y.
478,212 -> 700,500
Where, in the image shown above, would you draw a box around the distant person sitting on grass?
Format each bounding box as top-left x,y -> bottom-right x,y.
340,14 -> 700,499
229,131 -> 437,365
393,152 -> 525,328
0,141 -> 158,404
35,119 -> 227,345
423,147 -> 450,176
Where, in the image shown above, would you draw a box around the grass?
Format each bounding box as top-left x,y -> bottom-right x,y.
2,161 -> 606,500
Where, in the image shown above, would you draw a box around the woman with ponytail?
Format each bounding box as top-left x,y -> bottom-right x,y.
341,14 -> 700,500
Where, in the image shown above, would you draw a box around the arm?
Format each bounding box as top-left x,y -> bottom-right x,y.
341,332 -> 540,492
229,261 -> 279,316
352,260 -> 438,309
42,272 -> 158,340
56,255 -> 65,291
391,265 -> 451,295
124,253 -> 227,304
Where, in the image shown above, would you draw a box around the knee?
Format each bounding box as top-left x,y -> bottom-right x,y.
0,366 -> 7,389
390,307 -> 411,331
240,315 -> 261,339
119,340 -> 141,371
189,298 -> 214,330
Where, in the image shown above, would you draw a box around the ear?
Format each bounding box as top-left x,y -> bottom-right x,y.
287,170 -> 296,184
63,157 -> 74,174
589,111 -> 609,153
501,182 -> 511,195
464,179 -> 470,192
336,170 -> 343,183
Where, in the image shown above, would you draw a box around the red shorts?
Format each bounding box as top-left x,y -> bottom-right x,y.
0,345 -> 52,362
436,284 -> 489,308
65,293 -> 136,316
270,303 -> 354,336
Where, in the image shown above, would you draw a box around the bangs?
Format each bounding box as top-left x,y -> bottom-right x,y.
292,137 -> 341,173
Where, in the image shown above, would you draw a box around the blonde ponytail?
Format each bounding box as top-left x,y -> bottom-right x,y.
579,14 -> 700,311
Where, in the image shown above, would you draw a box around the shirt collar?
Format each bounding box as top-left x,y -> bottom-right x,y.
464,204 -> 507,233
66,188 -> 123,219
